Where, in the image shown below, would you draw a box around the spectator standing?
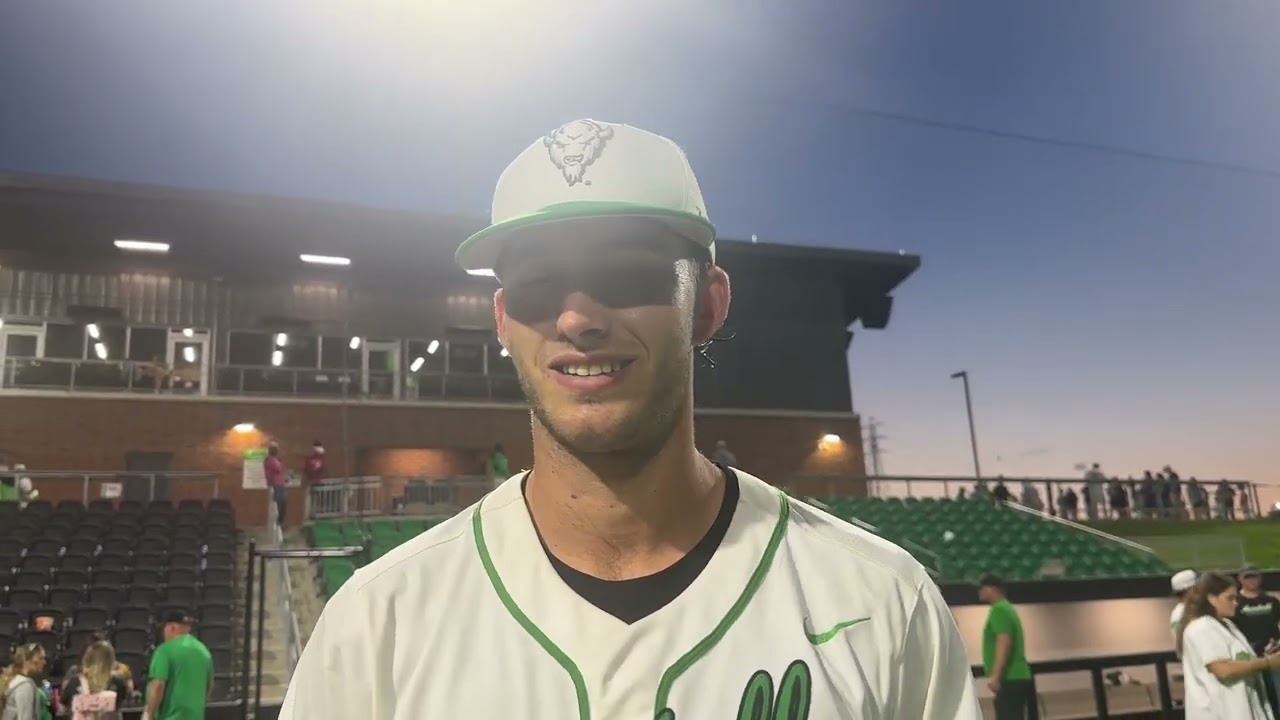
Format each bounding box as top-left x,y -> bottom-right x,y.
264,443 -> 287,527
302,441 -> 326,485
1109,478 -> 1130,519
979,574 -> 1036,719
1177,572 -> 1278,719
1164,466 -> 1184,519
1019,481 -> 1042,512
1084,463 -> 1105,520
1170,569 -> 1198,651
1188,478 -> 1209,520
992,480 -> 1011,506
1140,471 -> 1158,519
1216,480 -> 1236,520
145,612 -> 213,720
1059,486 -> 1079,521
712,440 -> 737,467
1235,565 -> 1280,713
488,444 -> 509,490
62,640 -> 125,719
1,643 -> 47,720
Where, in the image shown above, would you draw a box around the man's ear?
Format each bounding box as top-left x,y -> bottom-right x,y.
494,288 -> 508,350
693,265 -> 731,345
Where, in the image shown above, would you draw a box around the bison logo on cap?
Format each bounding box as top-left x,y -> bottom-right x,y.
543,119 -> 614,187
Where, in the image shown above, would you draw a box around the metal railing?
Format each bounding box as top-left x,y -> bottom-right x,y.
1,356 -> 204,394
266,493 -> 305,683
1005,500 -> 1162,557
305,475 -> 491,520
804,495 -> 942,579
0,469 -> 222,504
241,540 -> 365,720
969,651 -> 1180,719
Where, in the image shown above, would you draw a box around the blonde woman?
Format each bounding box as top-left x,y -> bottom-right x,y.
62,641 -> 126,719
1178,571 -> 1280,719
0,643 -> 47,720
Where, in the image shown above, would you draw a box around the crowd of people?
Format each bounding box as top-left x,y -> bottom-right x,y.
0,611 -> 214,719
967,463 -> 1259,522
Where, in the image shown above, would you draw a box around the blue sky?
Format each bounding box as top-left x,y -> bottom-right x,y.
2,1 -> 1277,500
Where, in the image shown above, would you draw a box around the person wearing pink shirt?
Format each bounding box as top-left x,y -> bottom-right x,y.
264,443 -> 287,526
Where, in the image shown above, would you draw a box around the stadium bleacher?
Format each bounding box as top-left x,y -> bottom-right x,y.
0,498 -> 239,702
307,496 -> 1173,598
815,496 -> 1173,582
309,518 -> 445,596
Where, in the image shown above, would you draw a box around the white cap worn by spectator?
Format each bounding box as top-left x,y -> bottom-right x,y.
1169,569 -> 1198,648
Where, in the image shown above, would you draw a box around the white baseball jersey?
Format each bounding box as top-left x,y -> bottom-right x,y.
281,470 -> 981,719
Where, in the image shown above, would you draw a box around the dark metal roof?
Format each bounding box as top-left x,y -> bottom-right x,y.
0,172 -> 919,327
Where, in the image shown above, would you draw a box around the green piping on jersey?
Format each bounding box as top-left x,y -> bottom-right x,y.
473,502 -> 591,720
653,490 -> 791,718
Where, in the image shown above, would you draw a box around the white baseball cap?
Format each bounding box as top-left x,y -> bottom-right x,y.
455,119 -> 716,272
1171,569 -> 1197,593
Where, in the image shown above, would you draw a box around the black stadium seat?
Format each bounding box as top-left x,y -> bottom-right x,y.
7,589 -> 45,610
199,603 -> 232,626
112,627 -> 152,655
25,630 -> 59,658
115,605 -> 151,629
72,605 -> 111,629
66,627 -> 99,654
0,609 -> 23,636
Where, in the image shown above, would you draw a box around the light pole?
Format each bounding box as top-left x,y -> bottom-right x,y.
950,370 -> 982,479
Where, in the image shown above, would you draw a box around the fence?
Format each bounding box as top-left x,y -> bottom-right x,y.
970,651 -> 1180,719
305,475 -> 492,520
0,469 -> 223,505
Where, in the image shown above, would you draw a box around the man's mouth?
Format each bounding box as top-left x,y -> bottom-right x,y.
553,359 -> 633,377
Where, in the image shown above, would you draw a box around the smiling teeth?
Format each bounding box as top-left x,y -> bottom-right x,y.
561,362 -> 625,377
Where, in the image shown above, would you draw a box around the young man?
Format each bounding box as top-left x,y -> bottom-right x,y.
979,574 -> 1035,719
1235,565 -> 1280,712
282,119 -> 980,719
1170,568 -> 1198,648
145,611 -> 213,720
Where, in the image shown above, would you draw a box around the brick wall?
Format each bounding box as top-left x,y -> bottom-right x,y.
0,395 -> 864,526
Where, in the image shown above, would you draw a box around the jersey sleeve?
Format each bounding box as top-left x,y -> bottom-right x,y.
1184,619 -> 1232,664
280,581 -> 393,719
893,578 -> 983,719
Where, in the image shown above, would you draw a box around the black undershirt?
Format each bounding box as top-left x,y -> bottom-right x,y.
522,465 -> 739,624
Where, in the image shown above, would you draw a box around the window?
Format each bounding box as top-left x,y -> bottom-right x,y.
44,323 -> 85,360
228,332 -> 271,365
320,336 -> 361,369
487,340 -> 516,376
127,328 -> 168,362
282,334 -> 319,368
94,325 -> 127,360
447,341 -> 484,374
406,340 -> 445,373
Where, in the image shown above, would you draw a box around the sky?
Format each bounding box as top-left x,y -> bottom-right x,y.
1,1 -> 1277,504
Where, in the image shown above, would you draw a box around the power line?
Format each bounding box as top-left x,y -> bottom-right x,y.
804,95 -> 1280,182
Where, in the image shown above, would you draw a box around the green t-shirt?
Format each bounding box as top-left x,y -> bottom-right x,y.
148,634 -> 214,719
982,599 -> 1032,680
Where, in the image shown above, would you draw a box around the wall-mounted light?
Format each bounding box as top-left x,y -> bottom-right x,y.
821,433 -> 842,445
114,239 -> 170,253
426,339 -> 440,355
300,254 -> 351,266
348,336 -> 361,350
86,323 -> 101,340
271,350 -> 284,367
499,347 -> 509,358
181,327 -> 194,337
93,342 -> 108,360
466,268 -> 496,277
274,333 -> 288,347
233,422 -> 256,433
410,356 -> 425,372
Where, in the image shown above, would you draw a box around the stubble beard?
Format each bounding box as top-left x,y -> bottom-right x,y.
521,349 -> 693,459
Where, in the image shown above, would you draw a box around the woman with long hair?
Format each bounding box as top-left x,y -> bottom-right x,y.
61,641 -> 126,720
0,643 -> 47,720
1179,572 -> 1280,719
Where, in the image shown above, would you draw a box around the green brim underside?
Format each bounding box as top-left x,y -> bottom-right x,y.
455,201 -> 716,271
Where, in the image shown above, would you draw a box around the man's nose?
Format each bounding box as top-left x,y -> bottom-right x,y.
555,291 -> 611,345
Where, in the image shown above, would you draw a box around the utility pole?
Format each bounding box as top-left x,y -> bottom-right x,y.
950,370 -> 983,480
863,417 -> 887,497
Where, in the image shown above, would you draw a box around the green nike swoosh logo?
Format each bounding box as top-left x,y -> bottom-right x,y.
804,617 -> 871,645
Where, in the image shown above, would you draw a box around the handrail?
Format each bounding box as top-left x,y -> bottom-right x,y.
267,496 -> 305,686
1004,500 -> 1161,556
968,650 -> 1179,719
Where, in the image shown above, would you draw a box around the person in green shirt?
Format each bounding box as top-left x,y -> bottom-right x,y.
146,611 -> 214,720
489,443 -> 509,490
979,574 -> 1035,719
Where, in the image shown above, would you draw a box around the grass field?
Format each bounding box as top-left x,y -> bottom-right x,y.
1087,518 -> 1280,571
